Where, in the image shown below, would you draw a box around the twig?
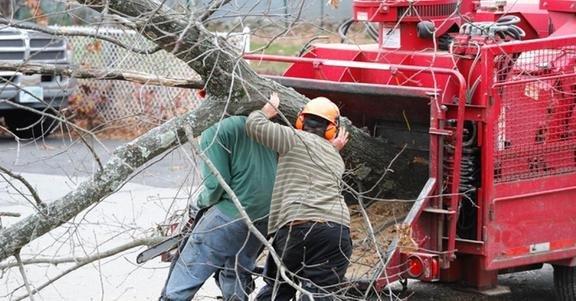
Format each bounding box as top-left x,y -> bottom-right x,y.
0,212 -> 22,217
359,144 -> 408,197
8,237 -> 163,301
0,237 -> 164,270
75,133 -> 104,171
355,193 -> 389,300
14,251 -> 36,301
200,0 -> 232,22
0,166 -> 45,209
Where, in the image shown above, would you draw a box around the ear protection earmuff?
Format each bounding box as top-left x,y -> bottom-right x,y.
295,112 -> 340,140
325,116 -> 339,140
295,110 -> 305,131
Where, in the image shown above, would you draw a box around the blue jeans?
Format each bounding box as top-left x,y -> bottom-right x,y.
162,206 -> 266,301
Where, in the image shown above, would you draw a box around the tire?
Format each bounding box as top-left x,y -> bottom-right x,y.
4,109 -> 59,139
554,265 -> 576,301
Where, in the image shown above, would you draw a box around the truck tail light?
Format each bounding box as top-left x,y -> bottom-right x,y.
403,253 -> 440,281
407,256 -> 424,278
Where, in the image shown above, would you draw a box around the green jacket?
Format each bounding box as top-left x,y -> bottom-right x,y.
197,116 -> 277,222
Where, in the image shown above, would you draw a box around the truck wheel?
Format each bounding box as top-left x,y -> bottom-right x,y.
4,109 -> 58,139
554,265 -> 576,301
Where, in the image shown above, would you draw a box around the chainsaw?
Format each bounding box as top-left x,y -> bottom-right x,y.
137,207 -> 207,264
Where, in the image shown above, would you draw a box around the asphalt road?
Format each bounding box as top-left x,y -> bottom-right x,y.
0,135 -> 198,189
0,136 -> 557,300
386,265 -> 555,300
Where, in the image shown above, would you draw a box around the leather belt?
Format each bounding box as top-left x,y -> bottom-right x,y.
283,220 -> 325,228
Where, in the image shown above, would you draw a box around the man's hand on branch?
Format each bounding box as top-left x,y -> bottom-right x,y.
262,92 -> 280,119
331,126 -> 350,151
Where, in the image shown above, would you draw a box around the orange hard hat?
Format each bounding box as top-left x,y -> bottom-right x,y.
295,97 -> 340,140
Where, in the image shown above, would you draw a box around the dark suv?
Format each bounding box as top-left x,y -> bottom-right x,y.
0,26 -> 74,139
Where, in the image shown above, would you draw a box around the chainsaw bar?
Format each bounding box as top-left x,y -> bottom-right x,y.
136,234 -> 184,264
137,207 -> 206,264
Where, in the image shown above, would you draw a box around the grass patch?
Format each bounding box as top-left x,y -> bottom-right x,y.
251,40 -> 303,56
249,38 -> 307,75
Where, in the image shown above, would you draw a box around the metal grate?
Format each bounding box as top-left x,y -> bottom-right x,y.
398,3 -> 458,17
493,47 -> 576,182
0,28 -> 68,62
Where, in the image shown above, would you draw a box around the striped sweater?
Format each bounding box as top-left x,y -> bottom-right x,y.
246,110 -> 350,234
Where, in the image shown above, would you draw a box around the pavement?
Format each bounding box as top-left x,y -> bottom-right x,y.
0,136 -> 556,300
0,136 -> 199,188
386,266 -> 555,300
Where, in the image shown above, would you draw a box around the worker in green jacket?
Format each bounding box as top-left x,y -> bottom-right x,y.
161,115 -> 277,301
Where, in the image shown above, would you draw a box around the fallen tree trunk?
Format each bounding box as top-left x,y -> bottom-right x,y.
0,0 -> 425,262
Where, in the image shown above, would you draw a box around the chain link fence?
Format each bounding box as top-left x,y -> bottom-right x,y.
59,26 -> 249,129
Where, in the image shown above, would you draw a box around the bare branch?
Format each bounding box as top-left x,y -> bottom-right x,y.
0,236 -> 163,269
75,134 -> 105,171
200,0 -> 232,22
7,237 -> 163,301
0,166 -> 45,209
0,212 -> 22,218
0,62 -> 204,89
14,252 -> 36,301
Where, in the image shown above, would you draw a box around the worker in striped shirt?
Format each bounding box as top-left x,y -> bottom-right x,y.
246,93 -> 352,301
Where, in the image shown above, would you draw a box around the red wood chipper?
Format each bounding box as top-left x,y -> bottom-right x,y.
245,0 -> 576,298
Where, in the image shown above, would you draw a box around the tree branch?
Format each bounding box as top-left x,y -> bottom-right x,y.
200,0 -> 232,22
0,166 -> 46,208
6,237 -> 164,301
0,62 -> 204,89
14,252 -> 36,301
0,166 -> 45,209
0,212 -> 22,218
0,236 -> 163,270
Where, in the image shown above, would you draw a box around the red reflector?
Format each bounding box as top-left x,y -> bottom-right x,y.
407,256 -> 424,278
430,257 -> 439,279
